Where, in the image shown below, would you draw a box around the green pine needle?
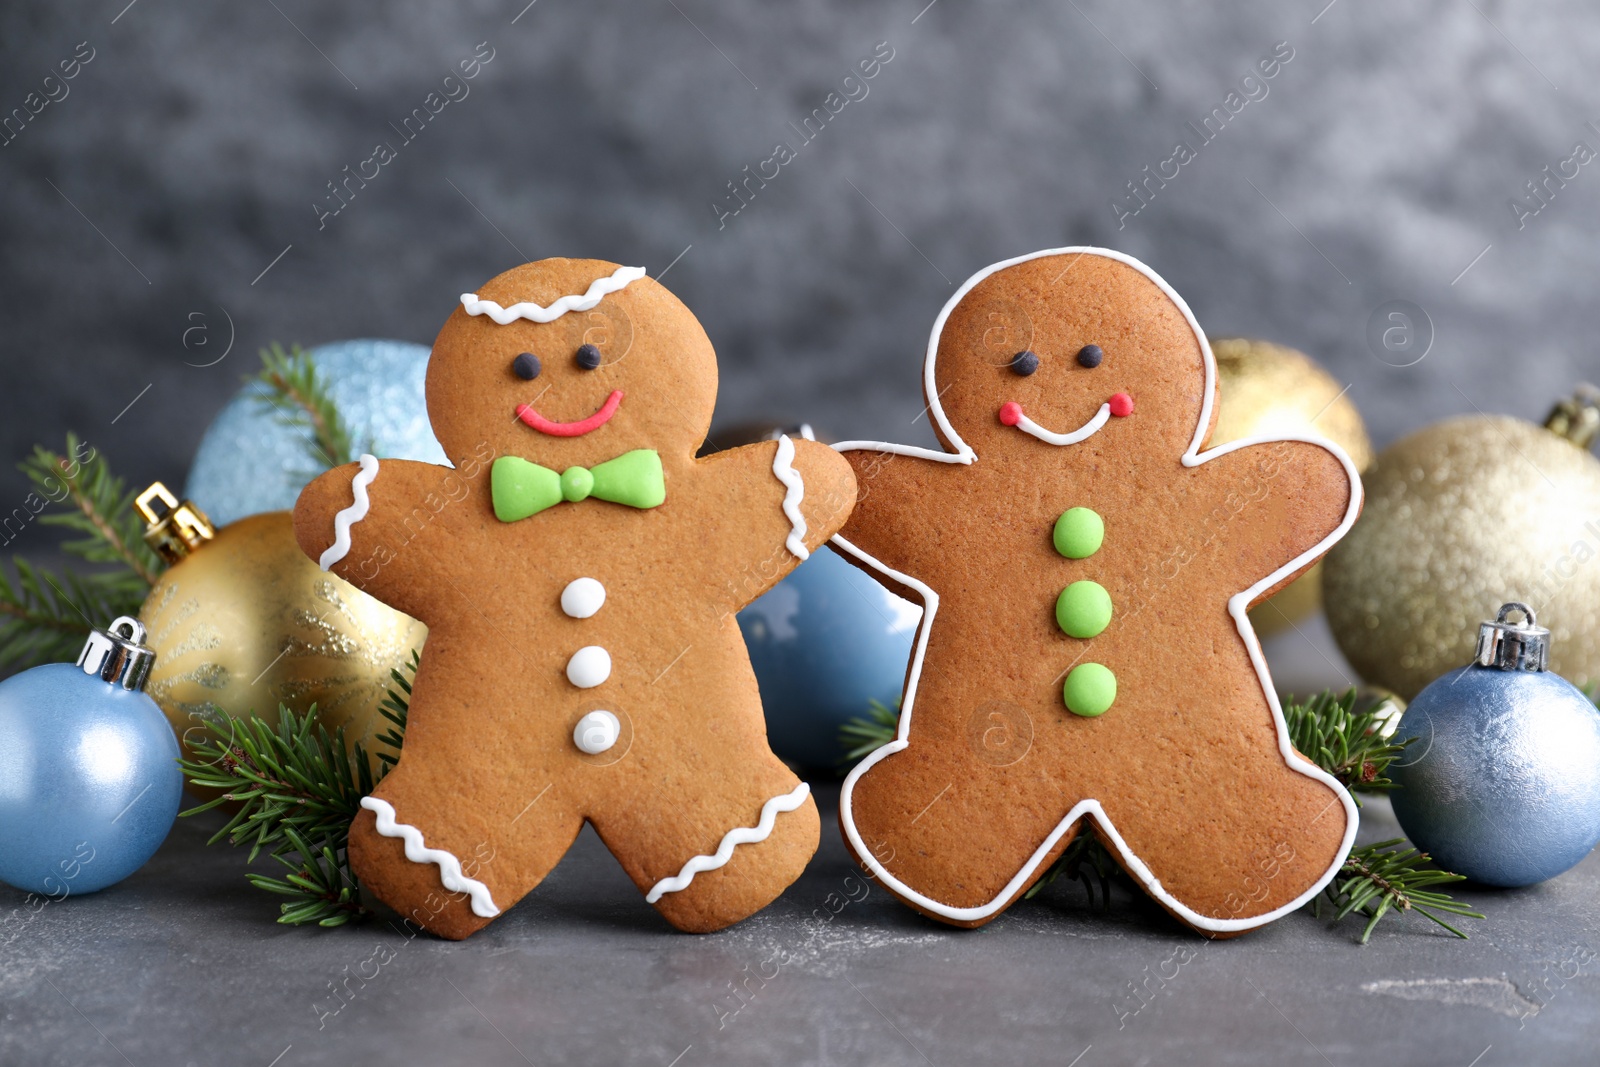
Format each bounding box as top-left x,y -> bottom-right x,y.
178,654 -> 415,927
253,343 -> 359,473
1317,839 -> 1484,944
1282,687 -> 1411,806
0,435 -> 163,671
838,698 -> 900,763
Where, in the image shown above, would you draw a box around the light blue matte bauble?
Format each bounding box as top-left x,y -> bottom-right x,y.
1391,606 -> 1600,888
739,546 -> 920,770
184,339 -> 447,526
0,622 -> 183,896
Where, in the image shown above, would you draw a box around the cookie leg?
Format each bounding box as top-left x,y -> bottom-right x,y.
589,760 -> 820,933
1097,752 -> 1353,935
351,762 -> 583,940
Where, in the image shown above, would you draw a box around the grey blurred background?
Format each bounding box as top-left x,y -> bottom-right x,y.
1,0 -> 1596,554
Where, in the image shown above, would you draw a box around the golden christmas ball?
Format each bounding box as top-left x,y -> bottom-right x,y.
1324,388 -> 1600,699
134,484 -> 426,765
1208,338 -> 1374,637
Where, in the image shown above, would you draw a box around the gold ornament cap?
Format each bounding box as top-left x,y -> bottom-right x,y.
1544,383 -> 1600,449
1475,602 -> 1550,673
78,615 -> 156,691
135,482 -> 215,564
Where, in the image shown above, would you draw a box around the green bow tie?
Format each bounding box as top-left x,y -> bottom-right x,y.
491,450 -> 666,522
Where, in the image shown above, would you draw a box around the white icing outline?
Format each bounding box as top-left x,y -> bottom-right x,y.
831,245 -> 1363,932
644,782 -> 811,904
772,434 -> 810,561
319,454 -> 379,571
360,796 -> 500,918
1013,402 -> 1111,446
460,264 -> 646,324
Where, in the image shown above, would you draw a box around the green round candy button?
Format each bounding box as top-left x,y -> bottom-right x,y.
1053,507 -> 1104,559
1063,663 -> 1117,717
1055,580 -> 1113,639
560,466 -> 595,502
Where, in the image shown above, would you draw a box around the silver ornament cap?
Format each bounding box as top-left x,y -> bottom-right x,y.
77,616 -> 156,692
1474,602 -> 1550,672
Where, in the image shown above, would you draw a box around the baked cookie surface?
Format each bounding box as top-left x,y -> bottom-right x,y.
294,259 -> 855,938
832,247 -> 1361,934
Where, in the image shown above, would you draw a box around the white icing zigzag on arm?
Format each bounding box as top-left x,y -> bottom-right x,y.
460,264 -> 647,324
319,453 -> 379,571
644,782 -> 811,903
360,797 -> 501,918
772,434 -> 809,561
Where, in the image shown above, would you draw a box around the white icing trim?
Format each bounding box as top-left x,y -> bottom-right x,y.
644,782 -> 811,904
460,264 -> 646,324
319,454 -> 379,571
832,245 -> 1363,932
772,434 -> 809,561
1013,403 -> 1111,446
360,796 -> 500,918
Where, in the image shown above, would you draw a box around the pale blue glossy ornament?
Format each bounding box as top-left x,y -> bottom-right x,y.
0,619 -> 182,896
740,547 -> 920,770
184,339 -> 447,526
1391,603 -> 1600,888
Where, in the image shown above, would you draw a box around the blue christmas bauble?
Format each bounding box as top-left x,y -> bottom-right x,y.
1391,662 -> 1600,887
739,546 -> 920,770
184,339 -> 447,526
0,660 -> 182,896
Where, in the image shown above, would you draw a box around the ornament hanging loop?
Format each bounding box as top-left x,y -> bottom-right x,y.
1474,601 -> 1550,672
77,615 -> 157,691
1544,383 -> 1600,450
135,482 -> 215,564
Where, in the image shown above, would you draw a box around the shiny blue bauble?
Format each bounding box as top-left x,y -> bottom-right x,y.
1391,664 -> 1600,887
185,339 -> 447,526
0,664 -> 183,895
739,547 -> 919,770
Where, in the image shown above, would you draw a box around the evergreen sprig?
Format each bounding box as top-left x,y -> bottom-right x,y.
1316,839 -> 1483,943
840,688 -> 1483,942
253,343 -> 358,472
1283,688 -> 1409,805
178,653 -> 415,927
0,435 -> 163,670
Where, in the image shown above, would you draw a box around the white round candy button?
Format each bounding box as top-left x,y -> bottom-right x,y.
560,577 -> 606,619
566,645 -> 612,688
573,710 -> 621,755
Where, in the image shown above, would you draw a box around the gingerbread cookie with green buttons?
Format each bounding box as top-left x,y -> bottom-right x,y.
831,247 -> 1363,934
292,258 -> 855,939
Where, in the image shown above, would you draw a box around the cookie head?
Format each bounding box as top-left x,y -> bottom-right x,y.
426,258 -> 718,465
929,251 -> 1210,459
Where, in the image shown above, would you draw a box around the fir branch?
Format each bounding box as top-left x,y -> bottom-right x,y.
838,698 -> 900,763
253,343 -> 357,472
1318,839 -> 1483,944
23,434 -> 162,586
1283,688 -> 1411,805
1024,831 -> 1120,906
373,650 -> 417,771
0,559 -> 145,669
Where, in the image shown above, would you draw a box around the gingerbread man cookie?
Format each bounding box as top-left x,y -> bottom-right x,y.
293,258 -> 855,939
832,248 -> 1362,934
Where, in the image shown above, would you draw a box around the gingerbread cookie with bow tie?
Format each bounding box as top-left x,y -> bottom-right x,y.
831,247 -> 1362,935
293,258 -> 854,939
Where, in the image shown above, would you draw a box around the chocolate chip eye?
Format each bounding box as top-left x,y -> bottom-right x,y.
575,343 -> 603,370
512,352 -> 541,380
1010,350 -> 1039,376
1077,344 -> 1104,368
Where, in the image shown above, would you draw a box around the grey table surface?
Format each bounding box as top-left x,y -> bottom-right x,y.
4,617 -> 1599,1067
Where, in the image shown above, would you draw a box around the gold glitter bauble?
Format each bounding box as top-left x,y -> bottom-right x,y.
1209,338 -> 1374,637
1324,413 -> 1600,699
138,510 -> 427,764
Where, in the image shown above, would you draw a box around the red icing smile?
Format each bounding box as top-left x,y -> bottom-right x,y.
515,390 -> 624,437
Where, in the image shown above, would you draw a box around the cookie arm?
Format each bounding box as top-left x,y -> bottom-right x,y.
1187,435 -> 1362,608
830,446 -> 971,590
690,437 -> 857,608
292,457 -> 481,620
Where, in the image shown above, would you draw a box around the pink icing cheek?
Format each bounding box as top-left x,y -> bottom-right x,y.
999,402 -> 1023,426
1109,393 -> 1134,418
